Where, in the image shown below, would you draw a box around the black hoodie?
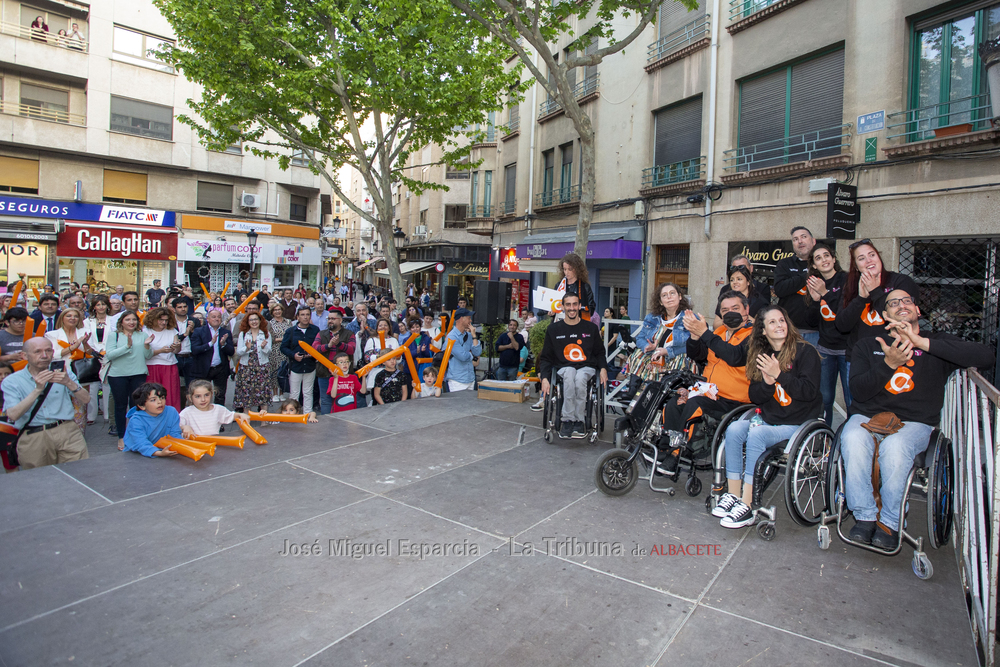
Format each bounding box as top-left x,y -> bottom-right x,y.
747,341 -> 823,426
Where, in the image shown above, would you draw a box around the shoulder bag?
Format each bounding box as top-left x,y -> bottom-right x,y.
0,382 -> 54,468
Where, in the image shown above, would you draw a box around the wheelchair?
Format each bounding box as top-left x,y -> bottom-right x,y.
706,409 -> 836,541
817,426 -> 953,580
541,368 -> 605,443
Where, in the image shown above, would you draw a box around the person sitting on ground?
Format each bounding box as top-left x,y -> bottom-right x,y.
714,306 -> 822,529
180,379 -> 249,436
413,366 -> 442,398
537,293 -> 608,439
372,355 -> 408,405
329,352 -> 362,412
840,288 -> 994,550
278,398 -> 318,423
122,382 -> 181,457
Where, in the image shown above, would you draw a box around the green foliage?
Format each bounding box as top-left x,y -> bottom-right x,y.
528,320 -> 549,365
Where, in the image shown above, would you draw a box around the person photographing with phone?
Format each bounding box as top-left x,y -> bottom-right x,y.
2,337 -> 90,469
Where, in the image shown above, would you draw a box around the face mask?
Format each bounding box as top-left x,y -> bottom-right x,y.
722,312 -> 744,328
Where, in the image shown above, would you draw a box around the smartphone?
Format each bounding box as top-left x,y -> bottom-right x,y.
49,360 -> 66,372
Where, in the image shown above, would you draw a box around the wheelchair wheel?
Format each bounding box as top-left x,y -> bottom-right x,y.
595,449 -> 638,496
926,431 -> 954,550
784,422 -> 834,527
596,381 -> 605,434
684,476 -> 702,497
826,426 -> 847,518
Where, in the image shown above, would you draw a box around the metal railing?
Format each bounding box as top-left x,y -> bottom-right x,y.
886,93 -> 993,143
729,0 -> 781,22
722,123 -> 852,172
505,115 -> 520,134
642,156 -> 706,188
468,203 -> 493,218
538,73 -> 600,117
647,15 -> 711,63
1,100 -> 86,127
499,199 -> 517,215
941,369 -> 1000,667
535,184 -> 581,208
602,318 -> 645,408
0,20 -> 89,52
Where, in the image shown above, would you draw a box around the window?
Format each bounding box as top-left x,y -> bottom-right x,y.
503,163 -> 516,214
197,182 -> 232,213
508,86 -> 520,131
483,170 -> 492,216
110,96 -> 173,141
0,156 -> 39,194
19,83 -> 69,123
735,48 -> 845,170
419,209 -> 427,226
471,172 -> 479,207
651,96 -> 703,184
103,169 -> 147,205
583,37 -> 598,84
273,265 -> 295,287
446,158 -> 470,180
335,200 -> 342,213
542,149 -> 554,201
290,195 -> 308,222
291,149 -> 309,167
559,143 -> 573,190
659,0 -> 706,38
113,25 -> 175,73
444,205 -> 467,229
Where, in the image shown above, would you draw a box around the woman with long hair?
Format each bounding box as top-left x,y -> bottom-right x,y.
714,265 -> 768,327
805,243 -> 850,424
627,282 -> 692,382
834,239 -> 919,362
714,306 -> 822,528
45,307 -> 93,431
267,301 -> 292,400
142,306 -> 182,410
235,312 -> 272,415
85,295 -> 113,427
557,253 -> 596,320
105,310 -> 154,451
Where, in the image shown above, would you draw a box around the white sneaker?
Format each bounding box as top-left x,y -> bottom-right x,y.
711,493 -> 740,518
529,398 -> 545,412
272,395 -> 281,403
720,501 -> 755,529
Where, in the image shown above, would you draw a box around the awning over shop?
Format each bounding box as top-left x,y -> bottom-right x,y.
515,225 -> 643,262
356,256 -> 384,270
374,261 -> 437,277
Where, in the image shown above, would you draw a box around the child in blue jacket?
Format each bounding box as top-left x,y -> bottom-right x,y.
123,382 -> 181,457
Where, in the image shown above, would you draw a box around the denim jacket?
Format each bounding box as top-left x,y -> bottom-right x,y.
634,313 -> 690,359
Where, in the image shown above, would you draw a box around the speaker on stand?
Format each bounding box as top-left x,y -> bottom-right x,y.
472,280 -> 513,381
443,285 -> 460,311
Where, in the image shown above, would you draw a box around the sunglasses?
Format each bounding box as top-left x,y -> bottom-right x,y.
849,238 -> 873,251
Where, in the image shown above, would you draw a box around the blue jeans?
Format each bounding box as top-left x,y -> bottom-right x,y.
356,392 -> 368,408
724,418 -> 799,486
819,352 -> 851,425
802,331 -> 820,347
317,377 -> 333,415
496,366 -> 519,381
840,414 -> 933,530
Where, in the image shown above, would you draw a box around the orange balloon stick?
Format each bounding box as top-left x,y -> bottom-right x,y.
378,331 -> 386,348
12,360 -> 26,371
298,341 -> 343,376
248,411 -> 308,424
57,340 -> 86,361
416,357 -> 434,364
221,282 -> 230,297
188,434 -> 245,449
31,287 -> 41,303
155,436 -> 211,461
9,281 -> 22,309
357,344 -> 408,377
435,337 -> 456,388
236,418 -> 267,444
22,317 -> 34,343
403,347 -> 421,392
232,290 -> 260,316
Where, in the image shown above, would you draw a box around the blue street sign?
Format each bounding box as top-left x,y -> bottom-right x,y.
857,111 -> 885,135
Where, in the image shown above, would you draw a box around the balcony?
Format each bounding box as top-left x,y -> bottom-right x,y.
640,157 -> 706,196
885,93 -> 996,150
504,115 -> 520,137
727,0 -> 809,34
721,123 -> 852,182
645,15 -> 711,73
535,184 -> 581,209
467,204 -> 494,219
1,100 -> 86,127
538,73 -> 600,120
499,199 -> 517,217
1,20 -> 89,53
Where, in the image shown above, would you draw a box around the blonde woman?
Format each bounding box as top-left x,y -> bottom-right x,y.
45,307 -> 92,430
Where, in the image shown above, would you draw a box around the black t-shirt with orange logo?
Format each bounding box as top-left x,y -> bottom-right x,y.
537,319 -> 607,379
848,331 -> 995,426
805,271 -> 849,351
834,271 -> 919,362
747,341 -> 823,426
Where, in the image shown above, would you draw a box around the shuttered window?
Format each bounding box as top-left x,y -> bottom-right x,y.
659,0 -> 705,38
103,169 -> 147,205
504,164 -> 516,205
600,269 -> 630,289
197,182 -> 232,213
0,157 -> 39,194
654,96 -> 702,167
737,69 -> 786,166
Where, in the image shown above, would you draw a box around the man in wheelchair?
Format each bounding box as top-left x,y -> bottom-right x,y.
842,287 -> 994,550
538,293 -> 608,439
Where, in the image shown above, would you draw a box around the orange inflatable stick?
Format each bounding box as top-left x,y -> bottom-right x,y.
403,347 -> 421,392
237,418 -> 267,445
221,282 -> 230,298
356,344 -> 408,377
188,434 -> 245,449
31,287 -> 41,304
171,437 -> 216,455
378,331 -> 386,348
199,282 -> 210,300
23,317 -> 34,343
35,320 -> 47,338
154,436 -> 210,461
298,341 -> 343,377
232,290 -> 260,316
57,340 -> 86,361
9,281 -> 22,309
416,358 -> 434,364
12,361 -> 26,371
434,337 -> 456,388
248,411 -> 308,424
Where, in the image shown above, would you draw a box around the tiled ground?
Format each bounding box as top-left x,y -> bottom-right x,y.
0,392 -> 978,667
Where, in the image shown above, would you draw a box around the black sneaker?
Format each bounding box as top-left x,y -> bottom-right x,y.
570,421 -> 587,439
848,520 -> 877,545
711,492 -> 740,518
559,422 -> 573,439
871,526 -> 900,551
720,501 -> 754,529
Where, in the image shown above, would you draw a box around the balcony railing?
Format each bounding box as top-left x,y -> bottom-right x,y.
886,93 -> 993,143
535,184 -> 581,208
1,100 -> 86,127
729,0 -> 781,22
499,199 -> 517,216
538,73 -> 600,118
723,123 -> 852,172
647,15 -> 711,63
444,219 -> 467,229
642,157 -> 706,189
505,115 -> 520,134
0,20 -> 90,52
468,203 -> 494,218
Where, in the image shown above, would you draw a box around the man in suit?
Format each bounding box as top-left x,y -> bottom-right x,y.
190,309 -> 235,406
29,293 -> 61,335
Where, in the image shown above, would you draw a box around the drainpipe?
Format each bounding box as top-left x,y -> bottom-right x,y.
526,47 -> 538,237
704,0 -> 722,238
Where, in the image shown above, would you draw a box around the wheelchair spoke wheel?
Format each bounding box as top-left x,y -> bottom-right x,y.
926,433 -> 954,550
595,449 -> 638,496
785,425 -> 833,527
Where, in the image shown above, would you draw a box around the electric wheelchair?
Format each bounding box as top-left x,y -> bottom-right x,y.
817,426 -> 953,580
541,368 -> 606,443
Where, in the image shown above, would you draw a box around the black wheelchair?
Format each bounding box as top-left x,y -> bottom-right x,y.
817,426 -> 953,580
706,409 -> 836,540
541,368 -> 605,443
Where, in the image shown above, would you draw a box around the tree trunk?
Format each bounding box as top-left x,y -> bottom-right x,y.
571,111 -> 596,260
375,217 -> 406,305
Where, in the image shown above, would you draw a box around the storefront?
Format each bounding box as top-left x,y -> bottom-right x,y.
490,247 -> 530,319
0,236 -> 54,290
445,261 -> 489,302
57,222 -> 178,295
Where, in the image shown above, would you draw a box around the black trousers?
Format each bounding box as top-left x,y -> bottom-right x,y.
206,363 -> 229,405
662,395 -> 746,433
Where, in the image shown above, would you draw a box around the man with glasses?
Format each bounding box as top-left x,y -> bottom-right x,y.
840,287 -> 994,550
773,226 -> 819,345
313,310 -> 355,414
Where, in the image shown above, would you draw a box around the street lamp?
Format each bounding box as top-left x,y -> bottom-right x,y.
332,215 -> 341,231
392,227 -> 406,255
246,229 -> 258,288
350,243 -> 355,259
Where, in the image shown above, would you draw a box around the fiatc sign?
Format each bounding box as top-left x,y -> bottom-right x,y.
0,195 -> 175,227
58,225 -> 178,260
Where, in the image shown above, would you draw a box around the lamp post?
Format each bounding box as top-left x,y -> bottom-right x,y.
392,227 -> 406,257
980,36 -> 1000,125
246,229 -> 258,288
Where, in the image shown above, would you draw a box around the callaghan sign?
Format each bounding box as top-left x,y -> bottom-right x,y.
0,195 -> 176,227
58,225 -> 178,260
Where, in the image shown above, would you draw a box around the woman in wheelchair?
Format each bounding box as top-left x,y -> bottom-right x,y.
621,283 -> 691,399
716,306 -> 822,528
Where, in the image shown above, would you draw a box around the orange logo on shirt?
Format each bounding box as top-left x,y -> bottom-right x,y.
885,366 -> 914,394
773,383 -> 792,406
563,343 -> 586,362
820,300 -> 835,322
861,304 -> 884,326
797,286 -> 808,296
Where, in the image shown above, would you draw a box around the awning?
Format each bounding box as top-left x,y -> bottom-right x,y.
356,256 -> 384,269
374,261 -> 437,277
516,224 -> 644,262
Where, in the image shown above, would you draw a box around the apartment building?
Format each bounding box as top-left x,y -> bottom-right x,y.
432,0 -> 999,344
0,0 -> 329,296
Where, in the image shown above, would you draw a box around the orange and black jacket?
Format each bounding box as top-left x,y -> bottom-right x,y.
747,342 -> 823,426
686,324 -> 752,404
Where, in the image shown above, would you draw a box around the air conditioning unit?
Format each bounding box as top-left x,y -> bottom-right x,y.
241,192 -> 261,209
413,225 -> 427,236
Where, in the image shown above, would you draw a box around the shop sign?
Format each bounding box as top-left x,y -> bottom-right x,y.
826,183 -> 859,240
181,214 -> 319,240
515,239 -> 642,261
0,195 -> 176,226
59,226 -> 178,260
0,242 -> 47,276
450,262 -> 489,275
224,220 -> 272,234
726,237 -> 832,283
178,239 -> 263,263
99,206 -> 171,226
261,244 -> 322,265
499,248 -> 527,273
